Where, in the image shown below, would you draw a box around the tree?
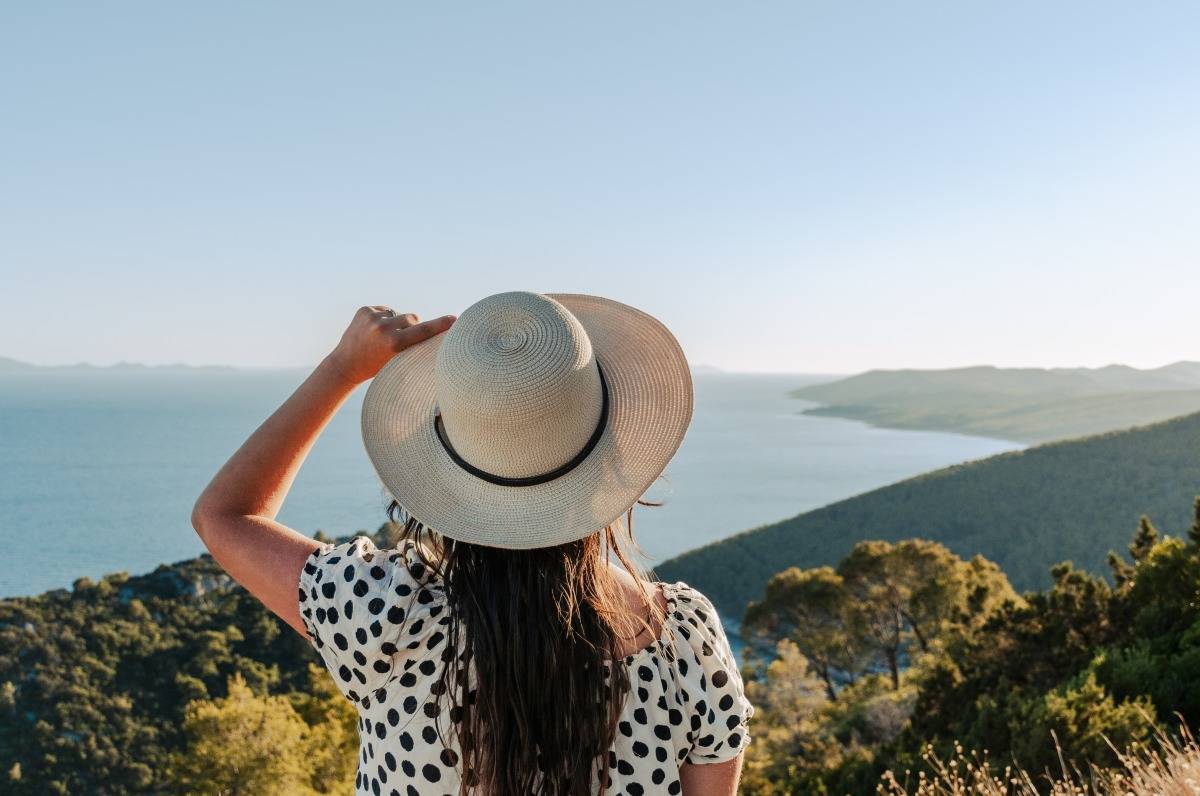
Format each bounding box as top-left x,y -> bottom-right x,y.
1110,515 -> 1167,590
170,674 -> 321,796
960,554 -> 1020,624
743,567 -> 866,700
1107,549 -> 1135,589
839,562 -> 906,691
1190,496 -> 1200,546
837,540 -> 1011,689
288,665 -> 359,793
740,640 -> 838,795
0,534 -> 364,795
1129,515 -> 1159,562
746,540 -> 1015,694
1014,669 -> 1157,770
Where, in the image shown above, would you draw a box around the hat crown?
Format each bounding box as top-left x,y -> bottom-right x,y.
433,292 -> 604,480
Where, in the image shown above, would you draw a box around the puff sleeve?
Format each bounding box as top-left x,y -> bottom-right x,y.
669,583 -> 755,764
297,535 -> 445,702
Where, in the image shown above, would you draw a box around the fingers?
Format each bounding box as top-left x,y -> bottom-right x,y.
390,312 -> 420,328
368,309 -> 415,335
393,314 -> 456,350
360,305 -> 400,323
366,307 -> 419,328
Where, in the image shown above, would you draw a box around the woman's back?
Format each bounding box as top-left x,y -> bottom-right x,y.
193,292 -> 750,793
299,536 -> 754,795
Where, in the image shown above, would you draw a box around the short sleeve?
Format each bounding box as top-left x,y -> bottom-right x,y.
668,583 -> 755,764
297,535 -> 444,702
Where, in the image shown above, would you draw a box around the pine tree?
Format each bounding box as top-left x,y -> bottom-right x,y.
1107,550 -> 1134,588
168,673 -> 320,796
1190,496 -> 1200,546
1129,515 -> 1159,562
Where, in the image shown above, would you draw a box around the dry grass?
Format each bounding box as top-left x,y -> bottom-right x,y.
878,726 -> 1200,796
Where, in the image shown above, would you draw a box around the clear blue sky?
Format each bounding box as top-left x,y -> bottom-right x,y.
2,3 -> 1198,373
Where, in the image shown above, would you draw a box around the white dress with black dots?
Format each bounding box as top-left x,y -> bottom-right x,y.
298,536 -> 754,796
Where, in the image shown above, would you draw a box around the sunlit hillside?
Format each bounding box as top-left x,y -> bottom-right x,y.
659,410 -> 1200,617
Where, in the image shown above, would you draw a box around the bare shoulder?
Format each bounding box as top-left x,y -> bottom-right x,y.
604,562 -> 670,657
604,560 -> 666,606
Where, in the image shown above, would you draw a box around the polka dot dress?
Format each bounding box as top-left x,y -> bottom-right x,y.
298,536 -> 754,795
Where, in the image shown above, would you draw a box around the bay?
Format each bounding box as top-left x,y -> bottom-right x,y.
0,370 -> 1019,597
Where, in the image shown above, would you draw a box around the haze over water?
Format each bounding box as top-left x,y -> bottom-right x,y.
0,370 -> 1018,597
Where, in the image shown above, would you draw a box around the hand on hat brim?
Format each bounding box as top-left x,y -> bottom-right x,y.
328,306 -> 456,385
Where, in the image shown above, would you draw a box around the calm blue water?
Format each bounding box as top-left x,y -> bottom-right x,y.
0,370 -> 1019,597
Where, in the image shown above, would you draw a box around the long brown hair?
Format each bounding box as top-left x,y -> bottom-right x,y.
384,499 -> 663,796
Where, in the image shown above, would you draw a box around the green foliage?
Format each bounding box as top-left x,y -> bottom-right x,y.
1100,536 -> 1200,718
170,673 -> 318,795
1014,669 -> 1156,769
740,640 -> 839,794
902,561 -> 1122,777
659,411 -> 1200,617
744,540 -> 1016,697
742,502 -> 1200,792
288,664 -> 361,792
743,566 -> 865,701
4,491 -> 1198,795
168,667 -> 356,795
0,532 -> 377,794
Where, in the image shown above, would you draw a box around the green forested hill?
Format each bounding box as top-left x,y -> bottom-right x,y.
0,532 -> 364,794
657,410 -> 1200,617
791,363 -> 1200,443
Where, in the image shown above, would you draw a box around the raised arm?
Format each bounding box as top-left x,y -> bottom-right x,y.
191,306 -> 455,636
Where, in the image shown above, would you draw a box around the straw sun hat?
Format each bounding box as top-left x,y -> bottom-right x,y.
360,291 -> 694,549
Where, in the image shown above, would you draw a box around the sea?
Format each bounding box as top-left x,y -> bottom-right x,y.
0,369 -> 1020,598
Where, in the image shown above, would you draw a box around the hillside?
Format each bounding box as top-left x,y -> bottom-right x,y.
790,363 -> 1200,443
657,410 -> 1200,618
0,529 -> 372,794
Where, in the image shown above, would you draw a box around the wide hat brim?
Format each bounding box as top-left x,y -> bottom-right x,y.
360,293 -> 694,549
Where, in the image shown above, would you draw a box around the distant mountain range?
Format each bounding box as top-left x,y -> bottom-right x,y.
791,362 -> 1200,443
0,355 -> 237,372
2,356 -> 737,376
658,409 -> 1200,618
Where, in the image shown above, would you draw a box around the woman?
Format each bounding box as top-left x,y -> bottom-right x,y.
192,291 -> 753,795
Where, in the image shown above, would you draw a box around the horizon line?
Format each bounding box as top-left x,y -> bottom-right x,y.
4,353 -> 1200,376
